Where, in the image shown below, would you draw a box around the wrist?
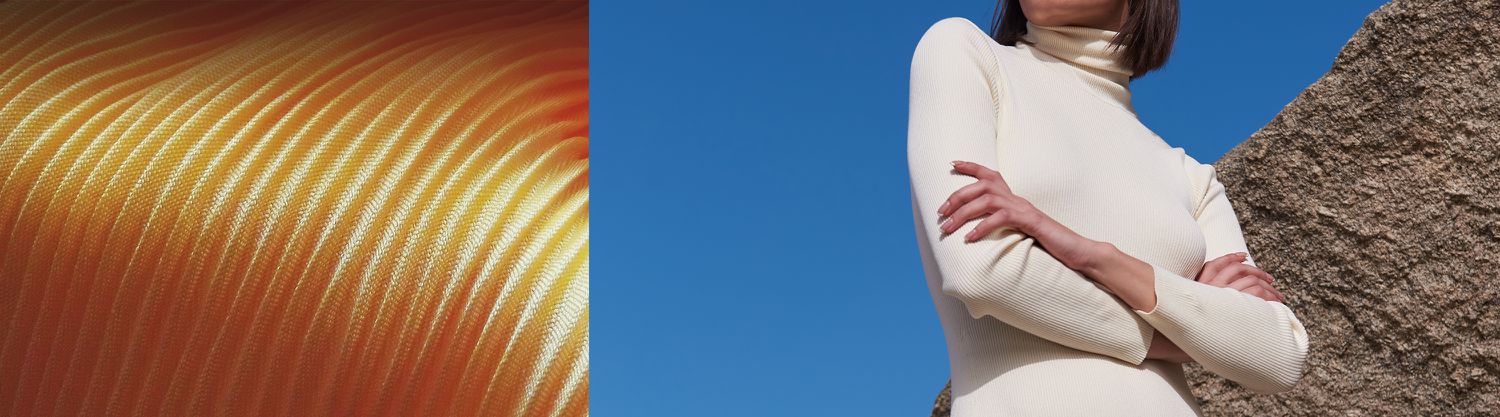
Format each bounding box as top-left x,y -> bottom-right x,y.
1075,240 -> 1120,276
1146,330 -> 1193,363
1028,214 -> 1109,271
1078,241 -> 1158,311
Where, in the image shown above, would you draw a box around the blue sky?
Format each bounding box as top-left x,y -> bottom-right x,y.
593,1 -> 1387,415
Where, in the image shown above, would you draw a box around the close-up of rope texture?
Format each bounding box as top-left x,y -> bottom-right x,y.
0,2 -> 588,416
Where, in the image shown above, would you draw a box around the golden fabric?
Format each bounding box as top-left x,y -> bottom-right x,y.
0,2 -> 588,416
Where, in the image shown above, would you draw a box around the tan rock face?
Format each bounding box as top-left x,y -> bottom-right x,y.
931,0 -> 1500,415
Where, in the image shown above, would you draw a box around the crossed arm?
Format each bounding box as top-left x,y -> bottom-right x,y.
907,19 -> 1309,393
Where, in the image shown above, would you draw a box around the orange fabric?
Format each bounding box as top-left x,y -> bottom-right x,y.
0,2 -> 588,416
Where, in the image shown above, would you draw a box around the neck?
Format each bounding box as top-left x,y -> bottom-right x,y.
1016,22 -> 1135,110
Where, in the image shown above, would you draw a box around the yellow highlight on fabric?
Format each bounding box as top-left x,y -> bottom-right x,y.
0,2 -> 589,416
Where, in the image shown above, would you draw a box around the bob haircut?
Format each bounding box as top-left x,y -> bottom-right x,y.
989,0 -> 1180,76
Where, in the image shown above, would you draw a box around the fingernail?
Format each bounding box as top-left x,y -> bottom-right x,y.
950,161 -> 961,166
939,201 -> 949,214
941,219 -> 951,232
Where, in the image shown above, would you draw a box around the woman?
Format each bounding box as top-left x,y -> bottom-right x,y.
906,0 -> 1310,415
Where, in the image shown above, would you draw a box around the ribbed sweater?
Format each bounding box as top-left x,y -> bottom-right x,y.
906,18 -> 1309,416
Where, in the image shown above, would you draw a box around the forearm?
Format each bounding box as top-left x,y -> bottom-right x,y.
1075,241 -> 1157,312
1032,222 -> 1191,364
1068,230 -> 1307,392
1017,212 -> 1158,312
1146,330 -> 1193,363
1002,142 -> 1306,389
910,192 -> 1156,365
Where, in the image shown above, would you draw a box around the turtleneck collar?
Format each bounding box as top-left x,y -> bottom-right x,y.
1016,22 -> 1135,110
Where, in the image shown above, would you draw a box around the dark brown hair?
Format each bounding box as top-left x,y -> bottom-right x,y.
989,0 -> 1179,76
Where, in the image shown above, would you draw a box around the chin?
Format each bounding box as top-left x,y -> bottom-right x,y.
1019,0 -> 1121,28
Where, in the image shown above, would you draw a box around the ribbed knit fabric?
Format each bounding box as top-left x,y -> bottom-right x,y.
907,18 -> 1309,416
0,3 -> 588,416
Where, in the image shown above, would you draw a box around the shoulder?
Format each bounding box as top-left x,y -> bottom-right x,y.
917,17 -> 989,49
909,17 -> 1023,104
911,17 -> 1003,73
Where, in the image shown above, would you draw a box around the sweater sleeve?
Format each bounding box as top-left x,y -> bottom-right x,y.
1130,151 -> 1311,393
906,17 -> 1155,366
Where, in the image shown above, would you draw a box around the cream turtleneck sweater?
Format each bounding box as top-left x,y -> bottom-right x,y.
906,18 -> 1309,416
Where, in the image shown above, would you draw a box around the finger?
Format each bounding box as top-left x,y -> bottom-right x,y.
951,161 -> 1000,181
1247,287 -> 1276,302
1211,252 -> 1249,269
1244,267 -> 1275,285
1205,263 -> 1246,287
1240,284 -> 1275,302
952,161 -> 1012,194
1194,252 -> 1242,285
1226,275 -> 1262,292
1212,263 -> 1259,288
1260,286 -> 1284,302
941,195 -> 997,235
965,210 -> 1012,242
1197,252 -> 1247,284
1268,285 -> 1286,301
1222,263 -> 1273,286
1228,277 -> 1280,302
940,181 -> 989,216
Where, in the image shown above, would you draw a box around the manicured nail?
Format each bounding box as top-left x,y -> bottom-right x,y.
950,161 -> 961,166
939,200 -> 949,214
941,219 -> 951,232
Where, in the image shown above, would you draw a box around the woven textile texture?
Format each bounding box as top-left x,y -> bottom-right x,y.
0,2 -> 588,416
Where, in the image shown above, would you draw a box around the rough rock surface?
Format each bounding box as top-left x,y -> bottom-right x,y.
931,0 -> 1500,415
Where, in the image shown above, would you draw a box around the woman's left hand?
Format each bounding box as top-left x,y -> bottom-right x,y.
1196,253 -> 1285,303
938,160 -> 1103,270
